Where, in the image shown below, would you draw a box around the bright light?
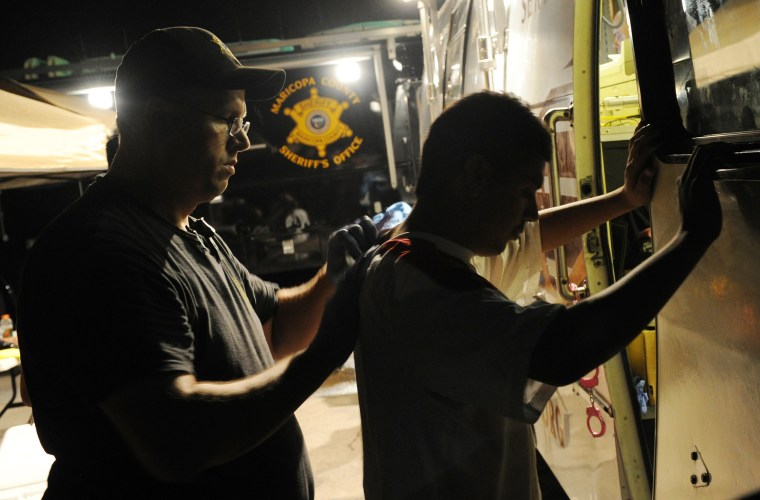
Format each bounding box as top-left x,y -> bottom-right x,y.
87,89 -> 114,110
392,59 -> 404,72
369,100 -> 382,113
72,86 -> 115,110
336,61 -> 361,83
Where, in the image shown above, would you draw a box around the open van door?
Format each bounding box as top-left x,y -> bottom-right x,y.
628,1 -> 760,497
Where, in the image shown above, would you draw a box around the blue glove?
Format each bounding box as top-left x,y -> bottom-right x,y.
371,201 -> 412,232
327,216 -> 378,283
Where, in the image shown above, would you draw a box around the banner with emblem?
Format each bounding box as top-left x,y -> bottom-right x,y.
247,58 -> 388,181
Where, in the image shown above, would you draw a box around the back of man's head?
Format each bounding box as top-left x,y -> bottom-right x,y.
416,91 -> 551,200
113,26 -> 285,133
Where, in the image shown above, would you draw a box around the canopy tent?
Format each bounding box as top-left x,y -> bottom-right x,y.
0,78 -> 114,190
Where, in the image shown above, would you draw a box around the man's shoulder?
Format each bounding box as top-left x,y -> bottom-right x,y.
30,180 -> 166,264
371,236 -> 492,293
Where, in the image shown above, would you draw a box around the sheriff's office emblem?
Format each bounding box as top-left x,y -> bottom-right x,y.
284,88 -> 352,158
271,75 -> 365,169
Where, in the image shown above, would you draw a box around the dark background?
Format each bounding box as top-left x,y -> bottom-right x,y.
0,1 -> 421,71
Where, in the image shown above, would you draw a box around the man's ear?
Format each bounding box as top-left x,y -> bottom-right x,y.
462,155 -> 491,198
143,96 -> 174,134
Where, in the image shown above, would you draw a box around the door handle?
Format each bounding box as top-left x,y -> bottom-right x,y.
543,106 -> 578,301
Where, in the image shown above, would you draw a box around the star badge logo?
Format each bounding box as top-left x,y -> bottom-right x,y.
284,88 -> 353,158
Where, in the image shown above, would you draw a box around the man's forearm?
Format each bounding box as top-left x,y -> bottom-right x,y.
101,345 -> 337,483
530,229 -> 711,385
270,265 -> 336,359
538,187 -> 636,252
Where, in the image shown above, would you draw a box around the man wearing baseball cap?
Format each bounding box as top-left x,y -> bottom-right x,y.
17,26 -> 376,499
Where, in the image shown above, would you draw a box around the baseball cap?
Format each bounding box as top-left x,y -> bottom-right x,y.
114,26 -> 286,110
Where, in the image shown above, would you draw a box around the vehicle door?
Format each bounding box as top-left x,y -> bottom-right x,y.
627,0 -> 760,497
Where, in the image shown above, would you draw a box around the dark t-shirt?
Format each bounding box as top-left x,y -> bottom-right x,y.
356,235 -> 562,499
17,175 -> 313,499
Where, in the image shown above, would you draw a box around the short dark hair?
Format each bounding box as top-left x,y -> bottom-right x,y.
416,91 -> 551,199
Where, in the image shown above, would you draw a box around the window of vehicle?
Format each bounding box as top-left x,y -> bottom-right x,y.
666,0 -> 760,135
444,0 -> 472,106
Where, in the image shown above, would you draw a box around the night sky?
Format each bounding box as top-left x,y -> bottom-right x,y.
0,0 -> 420,71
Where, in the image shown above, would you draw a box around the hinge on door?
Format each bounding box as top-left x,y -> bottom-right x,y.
689,446 -> 712,488
476,35 -> 496,70
578,175 -> 595,199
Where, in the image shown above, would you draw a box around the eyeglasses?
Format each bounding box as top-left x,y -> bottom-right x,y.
171,101 -> 250,138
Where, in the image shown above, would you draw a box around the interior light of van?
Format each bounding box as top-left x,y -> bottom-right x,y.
336,61 -> 361,83
392,59 -> 404,72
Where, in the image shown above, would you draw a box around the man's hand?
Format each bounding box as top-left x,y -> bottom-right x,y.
327,216 -> 378,283
621,122 -> 662,209
679,142 -> 729,243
